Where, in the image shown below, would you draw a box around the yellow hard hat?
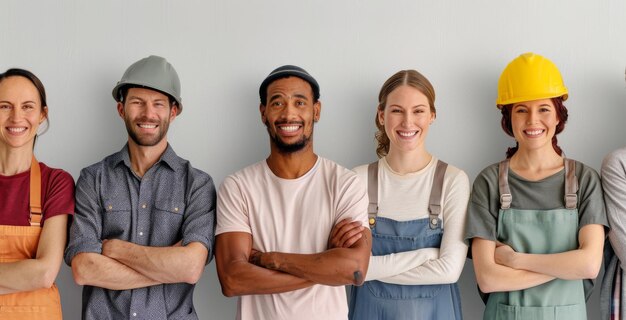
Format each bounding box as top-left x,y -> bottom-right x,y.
496,52 -> 568,109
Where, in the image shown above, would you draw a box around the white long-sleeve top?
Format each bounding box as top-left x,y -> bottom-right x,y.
354,156 -> 470,285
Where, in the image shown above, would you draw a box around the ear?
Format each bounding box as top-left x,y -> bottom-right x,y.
259,103 -> 267,124
117,102 -> 125,118
40,106 -> 48,123
313,100 -> 321,122
377,108 -> 385,126
169,105 -> 178,122
430,111 -> 436,123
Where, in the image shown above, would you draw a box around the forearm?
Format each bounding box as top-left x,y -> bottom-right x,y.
378,246 -> 467,285
218,259 -> 313,296
507,249 -> 601,280
473,238 -> 554,293
366,248 -> 439,281
257,247 -> 369,286
71,253 -> 160,290
0,259 -> 59,292
103,240 -> 208,284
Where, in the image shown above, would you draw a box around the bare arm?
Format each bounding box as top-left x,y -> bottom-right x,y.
251,228 -> 371,286
472,237 -> 555,293
495,224 -> 604,280
0,215 -> 68,294
101,239 -> 208,284
216,232 -> 313,297
70,252 -> 159,290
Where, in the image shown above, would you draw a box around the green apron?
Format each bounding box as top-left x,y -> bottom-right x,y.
483,159 -> 587,320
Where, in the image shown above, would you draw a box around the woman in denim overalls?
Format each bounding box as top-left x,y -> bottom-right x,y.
347,70 -> 470,319
466,53 -> 608,320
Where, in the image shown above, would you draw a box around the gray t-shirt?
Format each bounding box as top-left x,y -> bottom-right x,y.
465,159 -> 608,244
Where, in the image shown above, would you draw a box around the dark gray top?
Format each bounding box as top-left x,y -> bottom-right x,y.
465,159 -> 608,243
65,144 -> 216,320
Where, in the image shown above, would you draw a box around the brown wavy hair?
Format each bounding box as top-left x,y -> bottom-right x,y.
500,97 -> 568,158
375,70 -> 436,158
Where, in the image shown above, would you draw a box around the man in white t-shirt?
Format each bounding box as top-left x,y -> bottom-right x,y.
215,65 -> 372,320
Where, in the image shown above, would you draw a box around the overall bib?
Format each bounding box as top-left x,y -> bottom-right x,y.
0,157 -> 63,320
483,159 -> 586,320
349,160 -> 463,320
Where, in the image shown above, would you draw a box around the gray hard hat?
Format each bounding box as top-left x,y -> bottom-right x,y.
112,55 -> 183,115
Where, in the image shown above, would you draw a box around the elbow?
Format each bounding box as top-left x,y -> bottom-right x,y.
345,258 -> 368,286
581,261 -> 601,279
475,273 -> 498,293
38,269 -> 58,289
182,263 -> 205,284
218,272 -> 242,297
70,254 -> 92,286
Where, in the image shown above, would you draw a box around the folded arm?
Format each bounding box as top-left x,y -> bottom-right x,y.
216,232 -> 313,297
70,252 -> 160,290
251,228 -> 371,286
495,224 -> 604,280
101,239 -> 208,284
472,237 -> 555,293
0,215 -> 68,294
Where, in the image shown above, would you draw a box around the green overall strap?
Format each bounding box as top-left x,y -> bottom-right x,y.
499,159 -> 578,210
367,160 -> 448,229
564,158 -> 578,209
498,160 -> 512,209
428,161 -> 448,229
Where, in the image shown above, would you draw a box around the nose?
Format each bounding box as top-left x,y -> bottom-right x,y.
8,107 -> 23,121
526,109 -> 538,124
280,99 -> 298,119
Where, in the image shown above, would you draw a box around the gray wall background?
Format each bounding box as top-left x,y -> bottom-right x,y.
2,1 -> 626,319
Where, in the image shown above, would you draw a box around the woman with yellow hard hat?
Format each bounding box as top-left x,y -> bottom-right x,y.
465,53 -> 607,319
0,68 -> 74,320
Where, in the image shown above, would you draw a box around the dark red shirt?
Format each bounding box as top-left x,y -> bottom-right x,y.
0,162 -> 75,226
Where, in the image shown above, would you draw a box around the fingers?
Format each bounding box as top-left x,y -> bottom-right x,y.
330,220 -> 365,248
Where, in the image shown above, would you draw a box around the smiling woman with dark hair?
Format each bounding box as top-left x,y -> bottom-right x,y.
0,68 -> 74,320
465,53 -> 607,320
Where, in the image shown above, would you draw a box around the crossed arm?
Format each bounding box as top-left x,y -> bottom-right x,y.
0,215 -> 68,295
216,221 -> 371,297
71,240 -> 208,290
472,223 -> 605,293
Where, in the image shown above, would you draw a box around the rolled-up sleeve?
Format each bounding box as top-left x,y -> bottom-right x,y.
64,168 -> 103,265
181,168 -> 217,264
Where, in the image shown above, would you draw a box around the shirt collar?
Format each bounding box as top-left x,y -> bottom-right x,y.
112,143 -> 180,172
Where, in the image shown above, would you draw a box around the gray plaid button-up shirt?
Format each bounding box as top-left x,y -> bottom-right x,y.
65,144 -> 216,320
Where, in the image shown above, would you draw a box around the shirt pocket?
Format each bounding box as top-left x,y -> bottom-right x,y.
151,199 -> 185,245
102,198 -> 132,240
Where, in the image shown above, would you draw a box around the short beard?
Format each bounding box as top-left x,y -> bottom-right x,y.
266,120 -> 312,154
125,118 -> 169,147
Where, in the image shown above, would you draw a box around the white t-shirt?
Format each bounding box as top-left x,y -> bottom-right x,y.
353,156 -> 470,285
217,156 -> 368,320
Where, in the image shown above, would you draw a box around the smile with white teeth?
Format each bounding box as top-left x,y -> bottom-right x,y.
138,124 -> 157,129
279,125 -> 300,132
398,131 -> 417,137
524,129 -> 544,136
7,127 -> 27,133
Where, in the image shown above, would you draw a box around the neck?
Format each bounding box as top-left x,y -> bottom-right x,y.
266,143 -> 317,179
385,146 -> 431,174
127,138 -> 168,178
509,147 -> 564,180
0,144 -> 34,176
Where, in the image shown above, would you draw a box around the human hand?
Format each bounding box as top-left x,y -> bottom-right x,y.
328,219 -> 365,249
494,242 -> 516,267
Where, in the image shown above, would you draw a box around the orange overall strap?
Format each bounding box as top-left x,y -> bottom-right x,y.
29,156 -> 42,226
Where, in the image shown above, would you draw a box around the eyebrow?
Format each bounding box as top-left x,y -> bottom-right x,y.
389,104 -> 427,109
